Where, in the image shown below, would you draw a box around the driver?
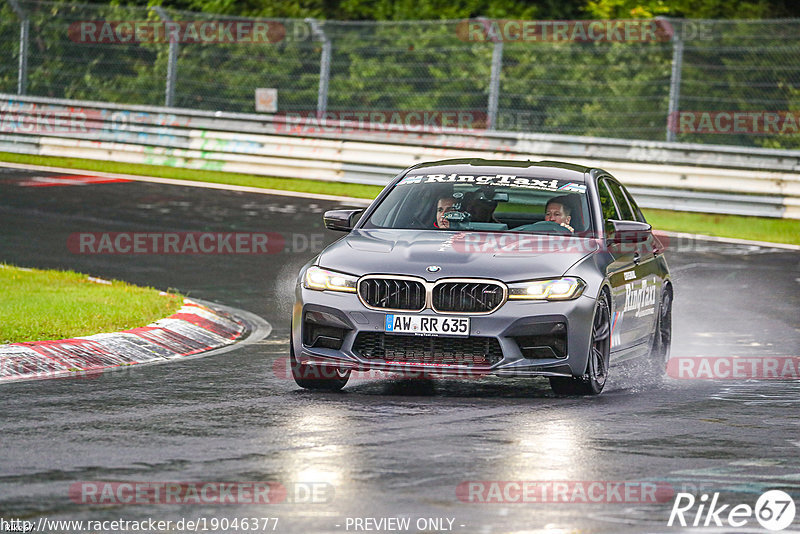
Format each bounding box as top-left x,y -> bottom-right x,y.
434,196 -> 457,228
545,196 -> 575,233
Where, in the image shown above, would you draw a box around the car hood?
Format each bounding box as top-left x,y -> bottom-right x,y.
318,229 -> 598,282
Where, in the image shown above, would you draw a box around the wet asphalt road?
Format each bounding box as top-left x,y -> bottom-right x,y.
1,167 -> 799,534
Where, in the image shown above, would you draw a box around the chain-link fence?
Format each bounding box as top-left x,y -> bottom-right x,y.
2,0 -> 800,149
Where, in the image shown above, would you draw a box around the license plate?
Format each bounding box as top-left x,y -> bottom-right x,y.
384,314 -> 470,337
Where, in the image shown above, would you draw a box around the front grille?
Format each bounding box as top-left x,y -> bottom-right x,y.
353,332 -> 503,367
432,282 -> 505,313
359,278 -> 426,311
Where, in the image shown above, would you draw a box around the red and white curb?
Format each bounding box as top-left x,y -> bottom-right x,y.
0,299 -> 264,382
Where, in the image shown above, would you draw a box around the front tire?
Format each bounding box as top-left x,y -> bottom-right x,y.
550,291 -> 611,396
290,334 -> 350,391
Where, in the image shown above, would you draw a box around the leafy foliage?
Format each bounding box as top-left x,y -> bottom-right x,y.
1,0 -> 799,147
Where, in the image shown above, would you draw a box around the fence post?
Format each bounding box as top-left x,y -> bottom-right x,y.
154,7 -> 178,108
477,18 -> 503,130
488,40 -> 503,130
307,19 -> 331,117
666,19 -> 684,143
7,0 -> 29,96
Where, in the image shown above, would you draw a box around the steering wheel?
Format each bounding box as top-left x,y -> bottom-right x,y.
514,220 -> 573,234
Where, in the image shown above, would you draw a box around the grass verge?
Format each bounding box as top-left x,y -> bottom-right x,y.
0,264 -> 183,344
1,152 -> 798,245
642,209 -> 800,245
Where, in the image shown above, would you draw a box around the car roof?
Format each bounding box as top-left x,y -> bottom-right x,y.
407,159 -> 591,182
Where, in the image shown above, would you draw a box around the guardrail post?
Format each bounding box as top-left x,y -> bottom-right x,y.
154,7 -> 178,108
478,18 -> 503,130
666,18 -> 684,143
7,0 -> 29,95
307,19 -> 331,117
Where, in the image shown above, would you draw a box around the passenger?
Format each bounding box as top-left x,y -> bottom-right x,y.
434,196 -> 457,229
545,196 -> 575,233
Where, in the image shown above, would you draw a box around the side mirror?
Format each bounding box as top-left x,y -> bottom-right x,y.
609,220 -> 652,244
323,209 -> 364,232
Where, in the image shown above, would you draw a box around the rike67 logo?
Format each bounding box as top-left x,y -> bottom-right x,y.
668,490 -> 796,531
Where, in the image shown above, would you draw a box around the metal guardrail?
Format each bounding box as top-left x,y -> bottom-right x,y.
1,93 -> 799,218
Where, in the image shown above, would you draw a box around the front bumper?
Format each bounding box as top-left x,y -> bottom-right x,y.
292,284 -> 597,379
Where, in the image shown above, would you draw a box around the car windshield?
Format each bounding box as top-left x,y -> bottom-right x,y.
363,171 -> 594,236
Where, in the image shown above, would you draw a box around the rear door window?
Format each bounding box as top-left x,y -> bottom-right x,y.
598,179 -> 620,222
620,185 -> 647,223
606,180 -> 635,221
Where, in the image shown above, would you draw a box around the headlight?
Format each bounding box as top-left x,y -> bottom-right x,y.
304,266 -> 358,293
507,277 -> 585,300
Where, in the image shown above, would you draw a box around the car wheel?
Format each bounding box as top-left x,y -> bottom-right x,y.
648,285 -> 672,375
549,291 -> 611,396
289,334 -> 351,391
